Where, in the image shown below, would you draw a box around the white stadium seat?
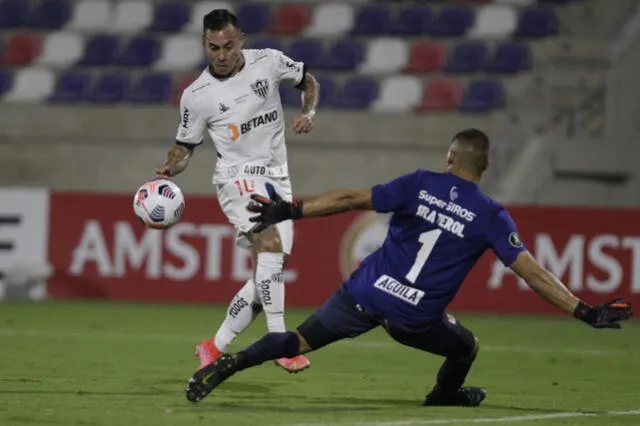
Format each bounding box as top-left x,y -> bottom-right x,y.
36,32 -> 84,68
186,1 -> 234,33
4,68 -> 55,103
67,0 -> 112,32
468,5 -> 518,39
155,35 -> 203,71
109,0 -> 153,33
305,3 -> 354,37
372,75 -> 423,113
359,38 -> 409,75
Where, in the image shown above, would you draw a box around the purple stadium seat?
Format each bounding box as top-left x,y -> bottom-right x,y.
352,5 -> 391,35
248,38 -> 284,52
289,38 -> 323,69
515,8 -> 558,38
323,40 -> 364,71
0,0 -> 30,28
87,73 -> 131,103
389,6 -> 432,35
458,80 -> 505,112
118,36 -> 160,67
0,70 -> 13,96
236,3 -> 271,34
280,76 -> 336,107
29,0 -> 70,29
127,73 -> 173,103
429,6 -> 473,37
333,77 -> 379,109
485,43 -> 532,73
150,2 -> 190,32
445,42 -> 488,73
78,35 -> 119,66
50,71 -> 91,102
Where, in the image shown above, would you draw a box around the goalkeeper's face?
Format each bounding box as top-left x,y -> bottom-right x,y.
204,25 -> 245,77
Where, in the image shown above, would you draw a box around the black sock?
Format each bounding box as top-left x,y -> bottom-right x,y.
236,331 -> 300,371
435,357 -> 475,395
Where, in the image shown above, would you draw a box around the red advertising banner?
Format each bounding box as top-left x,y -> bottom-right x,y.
48,193 -> 640,314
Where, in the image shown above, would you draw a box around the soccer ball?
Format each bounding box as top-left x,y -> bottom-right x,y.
133,179 -> 185,229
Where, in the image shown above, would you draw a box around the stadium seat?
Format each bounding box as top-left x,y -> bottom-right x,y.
445,42 -> 488,73
110,0 -> 153,33
315,76 -> 336,106
429,6 -> 474,37
269,3 -> 311,35
372,75 -> 422,113
332,77 -> 379,109
236,3 -> 271,34
352,4 -> 391,35
29,0 -> 71,29
416,79 -> 463,112
0,0 -> 30,28
186,1 -> 234,33
0,34 -> 41,65
359,38 -> 409,74
485,42 -> 532,73
389,6 -> 432,35
305,3 -> 354,37
78,34 -> 119,66
405,41 -> 447,73
49,71 -> 92,102
150,1 -> 190,32
171,72 -> 198,104
118,36 -> 161,67
87,73 -> 131,103
127,73 -> 173,103
248,38 -> 284,51
155,35 -> 202,71
67,0 -> 112,31
458,79 -> 505,112
515,7 -> 558,37
323,40 -> 364,71
3,67 -> 55,103
289,38 -> 324,69
468,4 -> 517,39
0,70 -> 13,97
36,32 -> 84,68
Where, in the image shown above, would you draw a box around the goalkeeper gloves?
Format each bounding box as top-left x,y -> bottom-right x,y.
247,183 -> 303,233
573,299 -> 633,329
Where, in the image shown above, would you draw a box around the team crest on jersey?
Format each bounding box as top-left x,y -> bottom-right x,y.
251,79 -> 270,99
509,232 -> 523,248
449,186 -> 458,201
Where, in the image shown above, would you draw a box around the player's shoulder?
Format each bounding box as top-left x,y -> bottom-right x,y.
243,48 -> 285,67
180,69 -> 214,105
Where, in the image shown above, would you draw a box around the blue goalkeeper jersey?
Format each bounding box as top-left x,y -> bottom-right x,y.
344,170 -> 526,326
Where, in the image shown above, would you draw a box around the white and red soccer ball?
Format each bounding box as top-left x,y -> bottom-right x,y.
133,179 -> 185,229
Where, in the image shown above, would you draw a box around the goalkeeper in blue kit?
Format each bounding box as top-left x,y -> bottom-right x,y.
185,129 -> 632,406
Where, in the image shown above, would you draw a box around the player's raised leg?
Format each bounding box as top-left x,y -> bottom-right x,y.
194,278 -> 263,368
386,313 -> 486,407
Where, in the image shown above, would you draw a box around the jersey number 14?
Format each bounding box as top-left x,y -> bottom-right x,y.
406,229 -> 442,284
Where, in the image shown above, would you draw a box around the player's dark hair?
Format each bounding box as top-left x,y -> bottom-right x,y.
203,9 -> 240,33
451,128 -> 490,175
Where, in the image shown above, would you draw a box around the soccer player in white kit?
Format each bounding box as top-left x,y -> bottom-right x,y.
155,9 -> 319,373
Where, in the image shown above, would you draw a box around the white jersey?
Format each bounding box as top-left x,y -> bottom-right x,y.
175,49 -> 305,184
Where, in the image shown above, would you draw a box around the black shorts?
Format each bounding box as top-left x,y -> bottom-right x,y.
297,285 -> 476,361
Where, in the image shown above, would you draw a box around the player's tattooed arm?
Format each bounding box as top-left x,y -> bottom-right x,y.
291,72 -> 319,134
155,144 -> 193,178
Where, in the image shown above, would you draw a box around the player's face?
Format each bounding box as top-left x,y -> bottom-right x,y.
204,26 -> 245,77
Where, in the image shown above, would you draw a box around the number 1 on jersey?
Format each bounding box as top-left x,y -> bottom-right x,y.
406,229 -> 442,284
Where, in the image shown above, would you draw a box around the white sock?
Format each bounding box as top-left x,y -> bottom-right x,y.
213,279 -> 261,352
255,252 -> 286,333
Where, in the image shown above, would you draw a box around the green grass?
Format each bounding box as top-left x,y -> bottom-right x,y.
0,302 -> 639,426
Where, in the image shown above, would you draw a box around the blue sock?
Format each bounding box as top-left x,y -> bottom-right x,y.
236,331 -> 300,371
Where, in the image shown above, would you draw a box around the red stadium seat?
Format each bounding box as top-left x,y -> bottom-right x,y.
416,79 -> 463,112
0,34 -> 41,65
170,72 -> 198,105
269,4 -> 311,35
405,42 -> 447,73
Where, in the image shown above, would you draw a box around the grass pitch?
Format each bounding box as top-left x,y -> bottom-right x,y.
0,301 -> 639,426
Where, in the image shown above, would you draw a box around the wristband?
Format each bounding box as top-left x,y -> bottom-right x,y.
291,201 -> 304,220
573,300 -> 594,322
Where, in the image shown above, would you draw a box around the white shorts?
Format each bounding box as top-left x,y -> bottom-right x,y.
216,175 -> 294,254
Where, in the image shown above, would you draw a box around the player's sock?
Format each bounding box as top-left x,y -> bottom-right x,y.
434,357 -> 475,395
213,279 -> 262,352
255,252 -> 286,333
236,331 -> 300,371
